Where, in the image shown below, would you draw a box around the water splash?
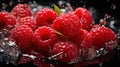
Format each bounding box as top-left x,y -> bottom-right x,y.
0,38 -> 20,64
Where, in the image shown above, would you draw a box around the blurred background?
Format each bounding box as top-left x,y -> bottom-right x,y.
0,0 -> 120,67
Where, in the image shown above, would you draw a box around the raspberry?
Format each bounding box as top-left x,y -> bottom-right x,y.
10,25 -> 33,53
19,16 -> 37,31
3,13 -> 16,28
90,26 -> 116,49
74,7 -> 93,30
11,4 -> 32,18
52,13 -> 82,39
73,29 -> 93,48
52,41 -> 78,62
0,11 -> 9,20
18,56 -> 32,64
33,26 -> 57,54
34,59 -> 53,67
0,11 -> 9,29
35,8 -> 58,27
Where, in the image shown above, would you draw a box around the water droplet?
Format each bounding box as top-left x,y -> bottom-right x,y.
104,14 -> 111,19
99,18 -> 107,26
17,0 -> 23,3
9,0 -> 14,6
99,63 -> 103,67
96,47 -> 106,57
2,3 -> 7,10
48,52 -> 63,60
22,54 -> 36,60
111,4 -> 116,9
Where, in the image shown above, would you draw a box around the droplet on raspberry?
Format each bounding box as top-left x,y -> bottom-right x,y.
81,48 -> 96,60
51,41 -> 79,63
105,40 -> 117,52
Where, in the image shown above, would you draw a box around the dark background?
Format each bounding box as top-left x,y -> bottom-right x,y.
0,0 -> 120,67
0,0 -> 120,19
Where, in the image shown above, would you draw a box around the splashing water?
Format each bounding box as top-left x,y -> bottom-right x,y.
0,38 -> 20,64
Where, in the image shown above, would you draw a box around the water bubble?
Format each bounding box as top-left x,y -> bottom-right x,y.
96,47 -> 106,57
104,14 -> 111,19
99,18 -> 107,26
29,1 -> 44,14
111,4 -> 116,9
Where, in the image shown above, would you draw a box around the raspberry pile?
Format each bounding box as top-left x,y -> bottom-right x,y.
0,4 -> 117,67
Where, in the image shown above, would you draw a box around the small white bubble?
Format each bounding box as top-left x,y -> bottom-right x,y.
8,41 -> 16,46
0,49 -> 4,52
99,63 -> 103,67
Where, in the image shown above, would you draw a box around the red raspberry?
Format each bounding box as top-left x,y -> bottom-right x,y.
0,11 -> 9,20
74,29 -> 93,48
52,13 -> 82,39
19,16 -> 37,31
35,8 -> 58,27
0,11 -> 9,29
34,59 -> 53,67
90,26 -> 116,49
74,7 -> 93,30
11,4 -> 32,18
33,26 -> 57,54
52,41 -> 78,62
10,25 -> 33,53
18,56 -> 32,64
3,13 -> 16,28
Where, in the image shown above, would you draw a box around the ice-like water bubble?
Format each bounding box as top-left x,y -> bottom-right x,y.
96,47 -> 106,57
0,38 -> 20,64
82,48 -> 96,60
0,29 -> 10,38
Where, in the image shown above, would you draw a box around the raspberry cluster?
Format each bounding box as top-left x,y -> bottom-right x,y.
0,4 -> 117,67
